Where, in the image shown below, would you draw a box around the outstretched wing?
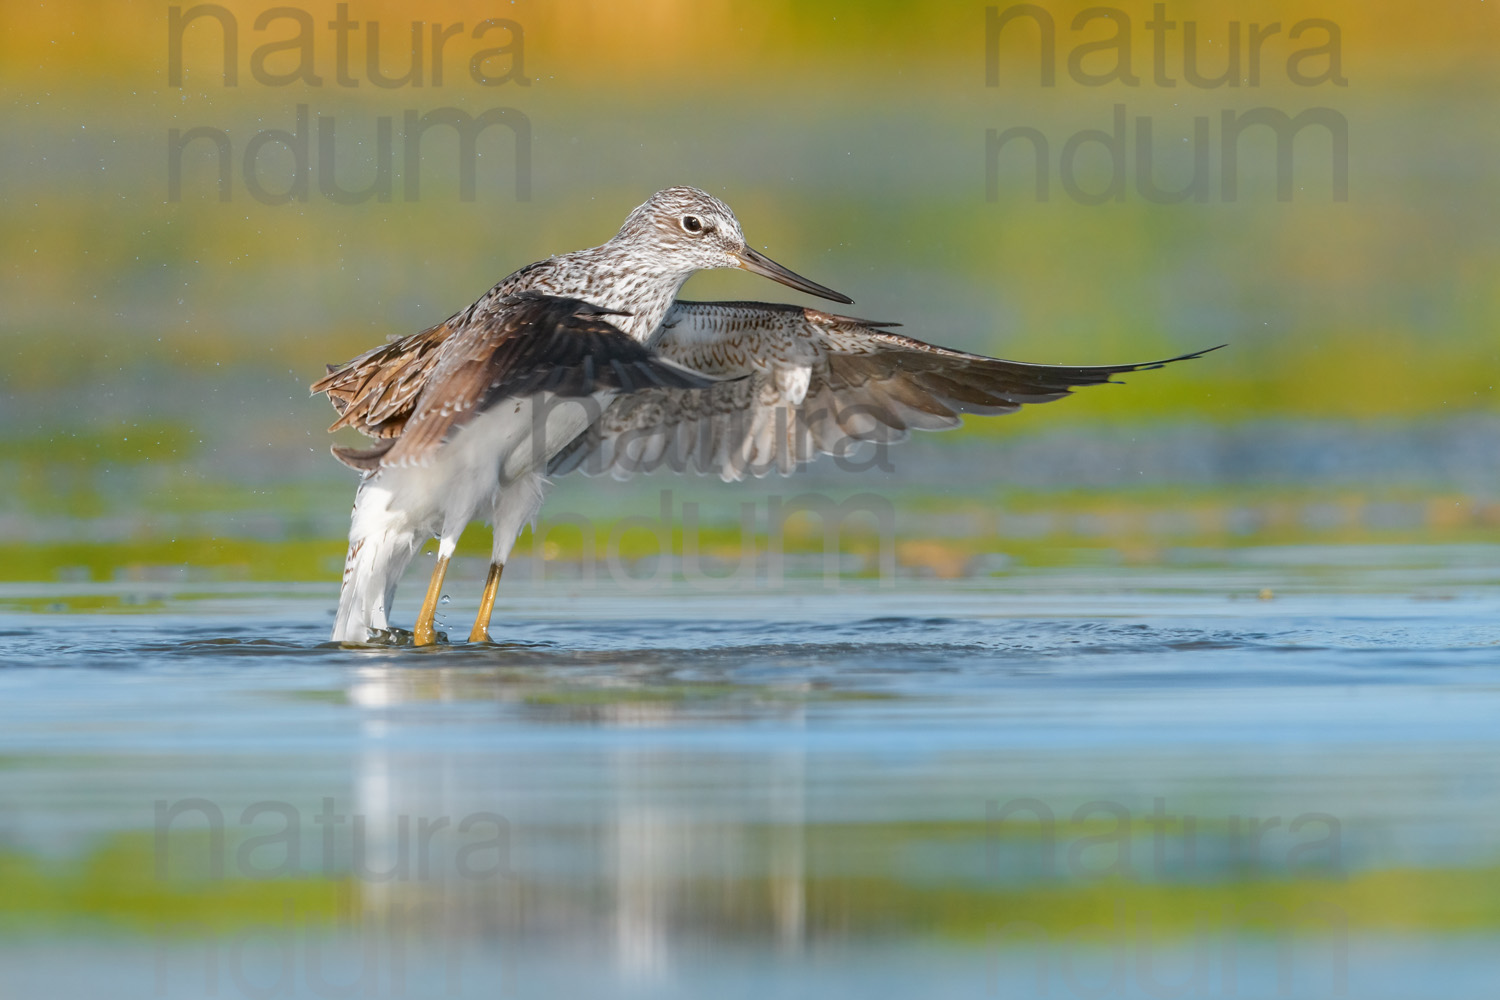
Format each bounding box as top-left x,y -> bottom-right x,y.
352,294 -> 717,470
548,300 -> 1223,482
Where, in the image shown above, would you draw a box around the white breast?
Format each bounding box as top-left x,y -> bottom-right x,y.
365,389 -> 609,542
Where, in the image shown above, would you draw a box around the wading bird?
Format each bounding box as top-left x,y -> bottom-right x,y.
314,187 -> 853,644
314,187 -> 1218,645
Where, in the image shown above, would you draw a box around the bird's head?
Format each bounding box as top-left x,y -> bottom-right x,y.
611,186 -> 852,304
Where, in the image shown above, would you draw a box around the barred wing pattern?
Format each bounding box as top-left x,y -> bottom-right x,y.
548,300 -> 1221,482
313,320 -> 455,441
312,294 -> 718,471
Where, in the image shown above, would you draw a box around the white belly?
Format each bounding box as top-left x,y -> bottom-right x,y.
359,390 -> 611,543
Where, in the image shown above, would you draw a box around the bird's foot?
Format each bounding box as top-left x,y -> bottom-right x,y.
360,626 -> 451,646
413,624 -> 452,647
361,626 -> 414,650
361,626 -> 414,646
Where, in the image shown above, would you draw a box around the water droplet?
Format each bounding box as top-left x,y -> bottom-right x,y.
440,595 -> 450,604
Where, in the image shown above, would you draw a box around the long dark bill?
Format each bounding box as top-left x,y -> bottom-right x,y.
736,246 -> 853,304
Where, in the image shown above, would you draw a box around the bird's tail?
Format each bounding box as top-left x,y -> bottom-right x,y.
331,486 -> 422,642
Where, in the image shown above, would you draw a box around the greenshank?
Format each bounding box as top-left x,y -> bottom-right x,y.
314,186 -> 1219,645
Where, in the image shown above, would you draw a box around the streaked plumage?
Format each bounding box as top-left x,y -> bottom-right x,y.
323,295 -> 719,643
313,186 -> 1221,645
330,294 -> 717,473
314,187 -> 852,644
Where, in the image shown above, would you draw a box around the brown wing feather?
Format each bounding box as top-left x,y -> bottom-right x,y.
376,295 -> 719,469
312,320 -> 455,439
330,439 -> 397,471
549,300 -> 1222,481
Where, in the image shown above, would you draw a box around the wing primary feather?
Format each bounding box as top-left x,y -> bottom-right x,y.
318,294 -> 1223,478
545,302 -> 1222,482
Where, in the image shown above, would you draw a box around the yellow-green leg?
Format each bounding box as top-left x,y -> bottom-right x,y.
413,554 -> 451,647
468,563 -> 503,643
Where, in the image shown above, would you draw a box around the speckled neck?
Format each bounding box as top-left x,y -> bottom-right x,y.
481,242 -> 695,344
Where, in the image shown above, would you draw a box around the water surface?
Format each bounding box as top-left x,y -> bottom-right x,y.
2,553 -> 1498,998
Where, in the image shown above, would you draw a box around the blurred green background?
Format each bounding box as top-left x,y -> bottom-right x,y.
4,6 -> 1500,992
2,0 -> 1498,586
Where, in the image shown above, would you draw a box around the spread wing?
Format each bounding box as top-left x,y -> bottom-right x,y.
548,300 -> 1223,482
313,294 -> 718,471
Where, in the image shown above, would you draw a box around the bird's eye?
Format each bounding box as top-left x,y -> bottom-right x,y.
681,215 -> 703,233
